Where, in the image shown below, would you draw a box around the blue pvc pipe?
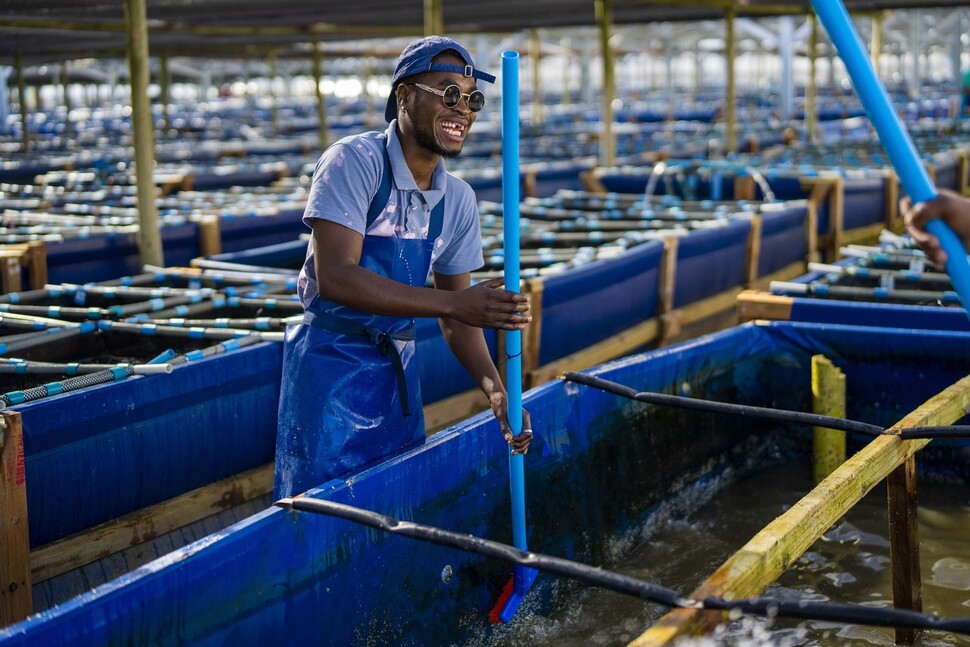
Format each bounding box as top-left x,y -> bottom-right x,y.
499,49 -> 536,623
811,0 -> 970,317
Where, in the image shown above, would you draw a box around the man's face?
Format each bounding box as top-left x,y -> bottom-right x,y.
403,53 -> 481,158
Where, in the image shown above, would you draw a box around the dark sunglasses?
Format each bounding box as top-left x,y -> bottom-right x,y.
407,82 -> 487,112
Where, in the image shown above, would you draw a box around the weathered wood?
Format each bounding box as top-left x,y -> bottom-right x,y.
745,215 -> 763,285
812,354 -> 846,483
580,171 -> 608,194
0,412 -> 31,627
734,175 -> 755,201
887,457 -> 921,646
657,237 -> 678,316
197,215 -> 223,257
22,241 -> 47,289
423,389 -> 490,435
735,289 -> 794,323
31,463 -> 273,583
522,278 -> 544,385
884,169 -> 900,230
659,288 -> 741,346
631,372 -> 970,646
0,253 -> 21,294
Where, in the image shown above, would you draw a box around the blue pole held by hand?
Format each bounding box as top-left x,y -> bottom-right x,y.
494,49 -> 537,624
810,0 -> 970,318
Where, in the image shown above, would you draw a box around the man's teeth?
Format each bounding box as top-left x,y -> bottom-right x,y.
442,122 -> 464,137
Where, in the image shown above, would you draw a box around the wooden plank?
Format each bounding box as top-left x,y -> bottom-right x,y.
887,457 -> 921,646
0,411 -> 31,627
745,215 -> 762,285
423,389 -> 490,435
840,222 -> 886,248
735,289 -> 794,323
630,372 -> 970,646
31,463 -> 273,583
526,317 -> 661,387
659,288 -> 742,346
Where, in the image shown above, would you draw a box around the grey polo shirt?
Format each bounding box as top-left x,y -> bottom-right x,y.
297,121 -> 485,308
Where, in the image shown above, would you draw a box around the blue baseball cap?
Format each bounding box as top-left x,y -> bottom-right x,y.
385,35 -> 496,123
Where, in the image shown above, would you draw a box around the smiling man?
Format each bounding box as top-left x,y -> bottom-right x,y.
274,36 -> 533,498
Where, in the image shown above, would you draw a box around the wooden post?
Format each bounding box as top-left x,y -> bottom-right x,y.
24,241 -> 48,290
312,40 -> 328,152
521,278 -> 544,389
884,169 -> 900,231
811,355 -> 846,483
423,0 -> 443,36
744,215 -> 762,285
725,4 -> 737,154
0,411 -> 31,627
0,253 -> 21,294
197,215 -> 222,257
807,12 -> 818,145
14,54 -> 29,154
595,0 -> 615,167
124,0 -> 165,268
159,52 -> 170,137
268,49 -> 279,134
888,456 -> 922,646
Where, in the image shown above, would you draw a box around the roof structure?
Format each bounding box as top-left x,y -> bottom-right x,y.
2,1 -> 970,64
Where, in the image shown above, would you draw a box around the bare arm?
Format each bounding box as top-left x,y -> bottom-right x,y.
313,219 -> 531,330
434,271 -> 532,454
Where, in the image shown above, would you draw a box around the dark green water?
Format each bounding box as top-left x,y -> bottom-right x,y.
497,460 -> 970,647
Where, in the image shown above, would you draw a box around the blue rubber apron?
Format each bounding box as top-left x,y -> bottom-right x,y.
275,144 -> 444,498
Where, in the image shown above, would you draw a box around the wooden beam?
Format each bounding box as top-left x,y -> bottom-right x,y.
0,18 -> 417,38
735,289 -> 794,323
0,411 -> 31,627
31,463 -> 273,583
630,372 -> 970,646
423,0 -> 443,36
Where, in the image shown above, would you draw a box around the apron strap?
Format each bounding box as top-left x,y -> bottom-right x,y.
367,133 -> 445,242
304,309 -> 416,417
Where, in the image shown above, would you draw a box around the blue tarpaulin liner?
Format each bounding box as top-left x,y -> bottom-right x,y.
758,204 -> 808,276
538,240 -> 663,365
673,219 -> 750,308
5,321 -> 969,646
21,341 -> 282,547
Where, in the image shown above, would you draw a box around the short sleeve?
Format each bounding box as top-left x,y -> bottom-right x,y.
302,136 -> 383,235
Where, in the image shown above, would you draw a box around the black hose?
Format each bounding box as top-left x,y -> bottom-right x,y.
563,371 -> 886,437
278,497 -> 970,636
563,372 -> 970,441
279,497 -> 689,610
